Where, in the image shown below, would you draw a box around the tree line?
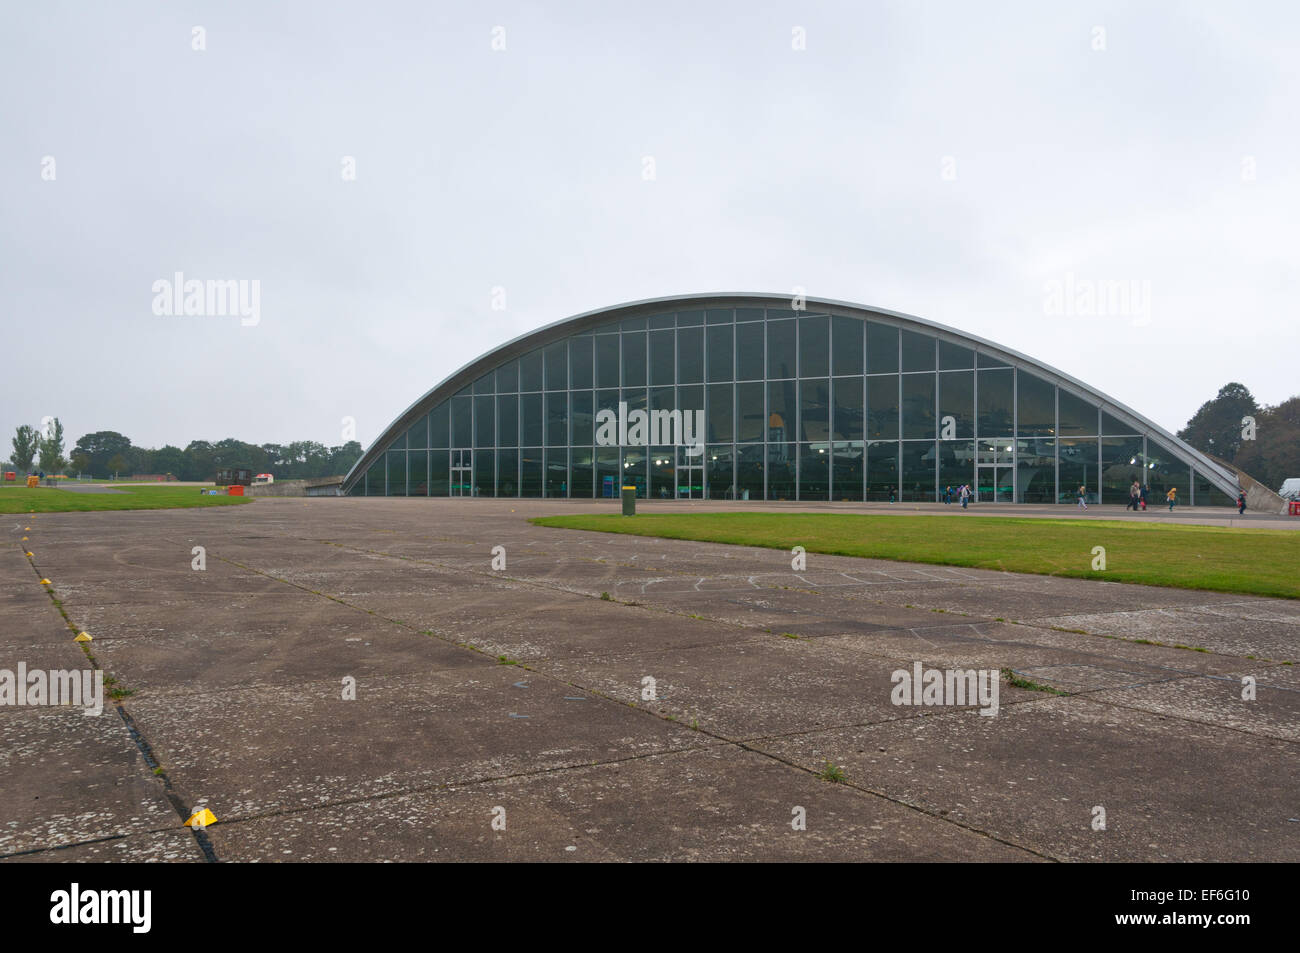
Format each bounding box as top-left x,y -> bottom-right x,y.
1176,383 -> 1299,491
5,425 -> 362,482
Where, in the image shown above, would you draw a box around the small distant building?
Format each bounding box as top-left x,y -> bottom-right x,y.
215,466 -> 254,486
131,473 -> 177,482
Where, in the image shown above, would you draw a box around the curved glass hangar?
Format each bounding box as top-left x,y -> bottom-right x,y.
342,294 -> 1240,506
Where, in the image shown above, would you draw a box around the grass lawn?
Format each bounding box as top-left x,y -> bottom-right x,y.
531,512 -> 1300,600
0,484 -> 253,513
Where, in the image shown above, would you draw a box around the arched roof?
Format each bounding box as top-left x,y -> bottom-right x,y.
342,293 -> 1239,496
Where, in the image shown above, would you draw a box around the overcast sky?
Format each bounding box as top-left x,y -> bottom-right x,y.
3,1 -> 1296,455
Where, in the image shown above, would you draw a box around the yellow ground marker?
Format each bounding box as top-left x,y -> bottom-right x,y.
25,551 -> 33,557
40,578 -> 51,585
74,632 -> 92,642
21,537 -> 28,541
185,808 -> 217,828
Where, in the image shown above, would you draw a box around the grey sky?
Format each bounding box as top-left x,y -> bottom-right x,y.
3,1 -> 1296,455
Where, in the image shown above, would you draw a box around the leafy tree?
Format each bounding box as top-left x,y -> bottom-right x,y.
1235,395 -> 1300,491
11,425 -> 38,472
37,417 -> 66,473
151,445 -> 186,477
73,431 -> 134,478
69,451 -> 91,476
1177,383 -> 1259,463
106,453 -> 129,478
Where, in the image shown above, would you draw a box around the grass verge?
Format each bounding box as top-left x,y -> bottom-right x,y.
0,484 -> 253,513
530,512 -> 1299,600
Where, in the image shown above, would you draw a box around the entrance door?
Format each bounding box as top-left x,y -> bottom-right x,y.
451,449 -> 472,497
976,465 -> 1013,503
677,447 -> 703,499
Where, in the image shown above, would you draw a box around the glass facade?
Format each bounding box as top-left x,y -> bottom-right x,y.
347,302 -> 1235,506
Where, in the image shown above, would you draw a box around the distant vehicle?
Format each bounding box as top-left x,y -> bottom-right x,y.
253,473 -> 275,485
1279,478 -> 1300,501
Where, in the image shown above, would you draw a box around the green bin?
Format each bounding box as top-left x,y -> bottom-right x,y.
621,485 -> 637,516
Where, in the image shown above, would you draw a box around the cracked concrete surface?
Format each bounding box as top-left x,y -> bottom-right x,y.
2,498 -> 1297,862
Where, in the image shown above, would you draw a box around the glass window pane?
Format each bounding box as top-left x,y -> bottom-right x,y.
707,323 -> 733,382
677,309 -> 704,326
595,447 -> 619,498
938,441 -> 973,501
497,394 -> 518,447
736,322 -> 764,380
621,448 -> 646,498
977,369 -> 1013,437
473,372 -> 493,395
1016,437 -> 1055,503
706,308 -> 732,325
622,332 -> 646,387
736,382 -> 764,442
901,441 -> 935,501
867,375 -> 899,439
1058,438 -> 1097,504
798,314 -> 829,378
366,458 -> 385,496
1101,436 -> 1145,504
832,316 -> 864,377
832,441 -> 863,500
677,326 -> 703,384
596,334 -> 620,389
767,319 -> 795,379
648,312 -> 674,330
736,444 -> 763,500
902,374 -> 936,439
735,307 -> 764,322
867,440 -> 898,500
900,329 -> 936,372
1017,370 -> 1056,437
939,339 -> 974,370
571,391 -> 594,445
451,395 -> 472,447
767,442 -> 796,499
496,360 -> 518,393
570,447 -> 593,497
1102,411 -> 1137,435
1145,439 -> 1191,506
768,380 -> 794,442
799,443 -> 829,501
496,449 -> 518,496
649,329 -> 674,385
386,450 -> 407,496
545,448 -> 568,497
705,445 -> 734,499
405,414 -> 428,449
429,450 -> 449,496
570,337 -> 593,389
520,393 -> 543,446
429,402 -> 449,448
520,448 -> 543,497
519,351 -> 543,391
388,429 -> 407,450
544,341 -> 567,390
832,377 -> 864,441
649,447 -> 675,499
866,322 -> 899,374
546,392 -> 568,446
1059,388 -> 1098,436
938,371 -> 973,439
474,395 -> 494,447
799,378 -> 830,442
978,351 -> 1010,368
474,450 -> 495,497
620,315 -> 647,331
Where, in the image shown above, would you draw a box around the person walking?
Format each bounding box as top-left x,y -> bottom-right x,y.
960,484 -> 970,509
1139,483 -> 1149,510
1128,480 -> 1140,511
944,485 -> 952,505
889,486 -> 897,504
1166,487 -> 1177,511
1237,491 -> 1247,515
1077,485 -> 1088,510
